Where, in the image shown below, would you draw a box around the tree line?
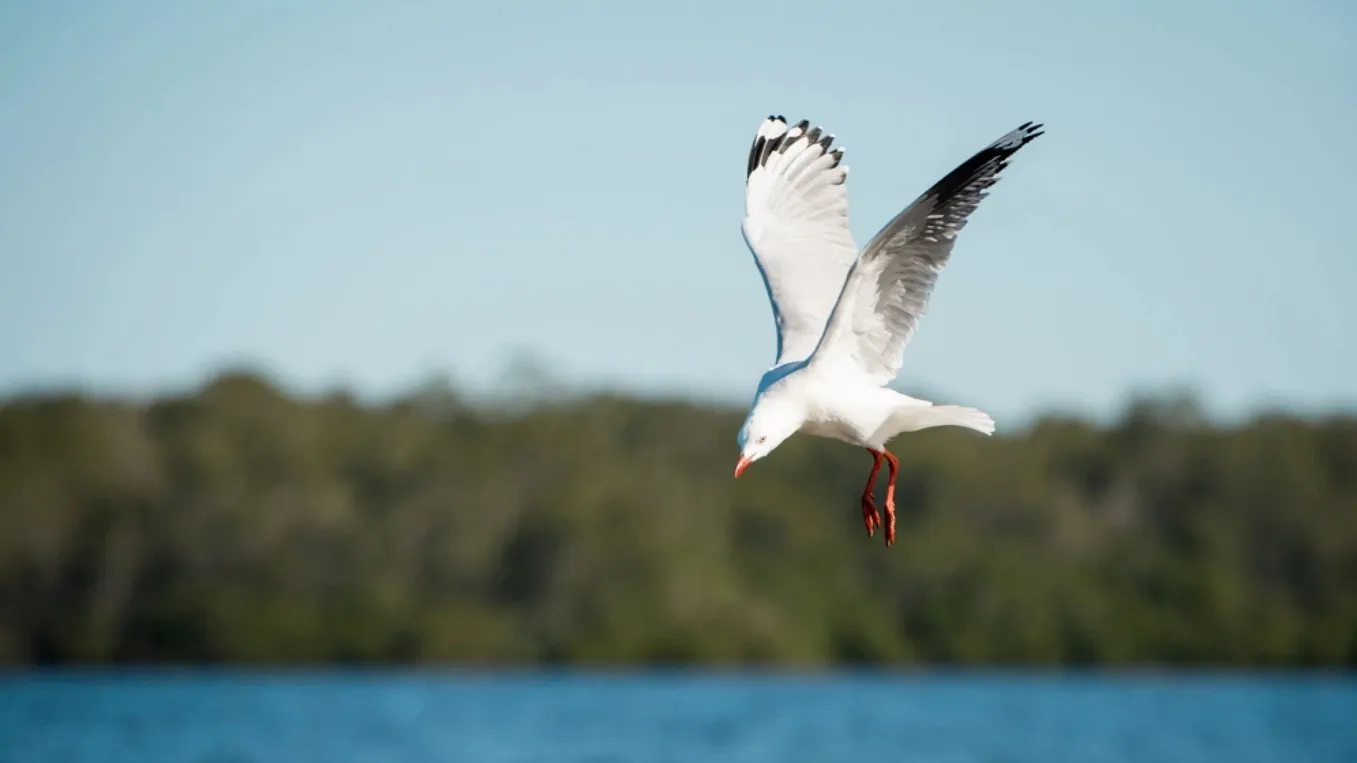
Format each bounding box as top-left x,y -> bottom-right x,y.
1,370 -> 1353,666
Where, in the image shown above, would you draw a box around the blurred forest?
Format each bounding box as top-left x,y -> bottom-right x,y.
1,370 -> 1354,667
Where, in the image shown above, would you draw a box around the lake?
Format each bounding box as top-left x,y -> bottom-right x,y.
2,671 -> 1354,762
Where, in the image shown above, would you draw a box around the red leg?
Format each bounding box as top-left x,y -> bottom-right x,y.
881,450 -> 900,546
860,448 -> 885,537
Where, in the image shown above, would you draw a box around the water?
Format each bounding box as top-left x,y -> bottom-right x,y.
2,671 -> 1354,762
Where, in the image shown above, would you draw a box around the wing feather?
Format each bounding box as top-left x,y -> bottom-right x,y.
741,116 -> 859,367
810,122 -> 1045,384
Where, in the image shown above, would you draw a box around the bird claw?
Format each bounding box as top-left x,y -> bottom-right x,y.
860,497 -> 880,537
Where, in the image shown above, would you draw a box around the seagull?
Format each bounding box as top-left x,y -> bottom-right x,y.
732,115 -> 1045,546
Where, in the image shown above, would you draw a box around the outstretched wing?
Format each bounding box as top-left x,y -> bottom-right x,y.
742,116 -> 859,367
810,121 -> 1045,385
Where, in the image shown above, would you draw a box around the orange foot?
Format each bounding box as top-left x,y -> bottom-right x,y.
860,496 -> 880,537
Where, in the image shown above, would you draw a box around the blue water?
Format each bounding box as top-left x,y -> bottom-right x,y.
2,671 -> 1354,762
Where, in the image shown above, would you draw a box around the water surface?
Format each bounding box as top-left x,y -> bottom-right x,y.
2,671 -> 1354,762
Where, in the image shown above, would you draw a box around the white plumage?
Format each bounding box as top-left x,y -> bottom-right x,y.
733,114 -> 1045,545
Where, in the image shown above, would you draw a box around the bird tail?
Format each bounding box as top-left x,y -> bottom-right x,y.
894,404 -> 996,436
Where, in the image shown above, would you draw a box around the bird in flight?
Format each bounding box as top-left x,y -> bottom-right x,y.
733,114 -> 1044,546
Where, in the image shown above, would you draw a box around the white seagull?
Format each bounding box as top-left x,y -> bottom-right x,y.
732,115 -> 1045,546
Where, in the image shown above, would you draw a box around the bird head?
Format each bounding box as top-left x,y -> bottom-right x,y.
734,399 -> 802,478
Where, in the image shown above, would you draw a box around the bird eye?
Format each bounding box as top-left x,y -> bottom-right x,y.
757,436 -> 767,444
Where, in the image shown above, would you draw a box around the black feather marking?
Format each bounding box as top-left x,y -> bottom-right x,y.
777,120 -> 811,154
764,133 -> 785,161
746,136 -> 766,177
747,116 -> 850,178
918,122 -> 1044,209
746,116 -> 792,178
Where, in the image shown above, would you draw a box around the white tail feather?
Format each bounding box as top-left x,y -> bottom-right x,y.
894,404 -> 996,436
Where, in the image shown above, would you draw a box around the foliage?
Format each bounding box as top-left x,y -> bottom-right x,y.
1,371 -> 1354,666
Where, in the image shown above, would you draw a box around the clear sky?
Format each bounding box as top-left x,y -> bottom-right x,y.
2,0 -> 1354,425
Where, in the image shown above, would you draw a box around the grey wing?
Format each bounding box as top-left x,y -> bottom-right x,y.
810,121 -> 1045,384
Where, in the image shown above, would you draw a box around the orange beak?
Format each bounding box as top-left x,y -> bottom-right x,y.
734,455 -> 753,478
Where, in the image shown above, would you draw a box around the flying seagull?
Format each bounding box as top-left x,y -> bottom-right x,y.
733,115 -> 1044,546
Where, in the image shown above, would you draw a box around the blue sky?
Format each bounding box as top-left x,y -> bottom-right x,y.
2,0 -> 1354,424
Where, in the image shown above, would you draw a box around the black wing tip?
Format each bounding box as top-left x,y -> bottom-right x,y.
983,120 -> 1047,166
745,114 -> 842,179
1009,121 -> 1046,147
746,137 -> 765,177
917,120 -> 1046,209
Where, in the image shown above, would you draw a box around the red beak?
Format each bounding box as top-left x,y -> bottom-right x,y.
734,455 -> 753,478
